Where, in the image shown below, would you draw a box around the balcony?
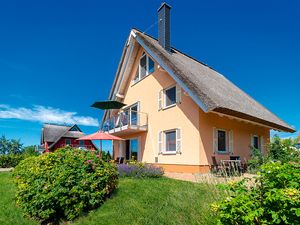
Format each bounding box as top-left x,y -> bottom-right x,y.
103,110 -> 148,135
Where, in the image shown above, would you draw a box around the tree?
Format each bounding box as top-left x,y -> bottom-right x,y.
0,135 -> 23,155
23,145 -> 38,156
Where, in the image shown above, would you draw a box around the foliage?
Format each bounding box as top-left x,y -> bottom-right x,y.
0,145 -> 38,168
247,147 -> 267,173
213,161 -> 300,224
22,145 -> 39,156
13,147 -> 118,223
101,150 -> 112,161
0,154 -> 25,168
268,135 -> 300,163
1,173 -> 218,225
117,161 -> 164,178
247,135 -> 300,172
0,135 -> 23,155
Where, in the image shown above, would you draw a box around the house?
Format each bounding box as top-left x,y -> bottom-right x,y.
102,3 -> 295,173
40,124 -> 97,152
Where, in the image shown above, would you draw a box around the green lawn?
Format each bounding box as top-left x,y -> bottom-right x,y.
0,172 -> 219,225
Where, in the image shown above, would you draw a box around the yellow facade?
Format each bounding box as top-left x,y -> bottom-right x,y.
110,47 -> 270,173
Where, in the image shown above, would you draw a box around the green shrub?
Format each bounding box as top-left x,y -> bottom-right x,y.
247,147 -> 266,173
0,154 -> 25,168
13,147 -> 118,223
268,135 -> 300,163
213,161 -> 300,224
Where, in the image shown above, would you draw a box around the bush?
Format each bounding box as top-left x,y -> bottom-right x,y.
117,161 -> 164,178
13,147 -> 118,223
213,161 -> 300,224
0,154 -> 25,168
247,147 -> 266,173
268,135 -> 300,163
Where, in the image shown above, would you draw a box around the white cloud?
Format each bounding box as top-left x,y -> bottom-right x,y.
0,105 -> 99,127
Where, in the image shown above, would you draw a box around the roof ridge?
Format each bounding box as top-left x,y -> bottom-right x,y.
132,28 -> 220,74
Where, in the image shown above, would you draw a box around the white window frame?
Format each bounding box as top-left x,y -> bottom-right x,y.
134,53 -> 155,83
163,85 -> 177,109
216,129 -> 228,154
163,129 -> 177,154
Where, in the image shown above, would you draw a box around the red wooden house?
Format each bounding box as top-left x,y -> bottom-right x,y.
40,124 -> 97,152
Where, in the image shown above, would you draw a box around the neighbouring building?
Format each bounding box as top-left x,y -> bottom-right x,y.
101,3 -> 295,173
40,124 -> 97,152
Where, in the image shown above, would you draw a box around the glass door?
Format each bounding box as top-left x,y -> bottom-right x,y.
123,103 -> 139,126
130,138 -> 139,161
130,104 -> 138,125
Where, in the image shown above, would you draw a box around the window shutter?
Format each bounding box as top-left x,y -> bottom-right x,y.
260,136 -> 264,152
229,130 -> 234,154
250,134 -> 254,147
176,128 -> 182,154
213,127 -> 217,153
158,131 -> 163,154
158,90 -> 163,111
176,84 -> 181,104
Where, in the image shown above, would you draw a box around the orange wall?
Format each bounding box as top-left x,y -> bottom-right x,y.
198,110 -> 269,165
111,45 -> 270,167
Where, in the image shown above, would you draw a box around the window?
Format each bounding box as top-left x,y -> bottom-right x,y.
79,140 -> 84,147
252,135 -> 260,149
217,130 -> 227,152
165,86 -> 176,107
130,139 -> 138,160
159,84 -> 181,110
65,139 -> 71,146
134,53 -> 155,83
159,129 -> 182,154
165,130 -> 176,152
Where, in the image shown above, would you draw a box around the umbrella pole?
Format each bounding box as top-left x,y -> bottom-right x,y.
100,140 -> 102,158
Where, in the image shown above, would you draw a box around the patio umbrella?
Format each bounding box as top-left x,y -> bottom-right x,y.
77,131 -> 124,157
91,100 -> 126,110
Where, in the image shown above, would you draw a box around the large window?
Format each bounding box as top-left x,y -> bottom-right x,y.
217,130 -> 227,152
165,130 -> 176,152
164,86 -> 176,107
134,53 -> 155,83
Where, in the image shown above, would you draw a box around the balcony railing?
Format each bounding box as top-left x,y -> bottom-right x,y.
102,110 -> 148,133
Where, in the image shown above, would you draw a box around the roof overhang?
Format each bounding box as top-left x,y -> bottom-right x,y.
102,29 -> 295,133
213,108 -> 295,133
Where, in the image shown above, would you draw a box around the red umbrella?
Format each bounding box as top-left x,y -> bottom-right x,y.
77,131 -> 124,156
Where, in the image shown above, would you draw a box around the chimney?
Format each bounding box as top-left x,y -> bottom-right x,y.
158,2 -> 171,52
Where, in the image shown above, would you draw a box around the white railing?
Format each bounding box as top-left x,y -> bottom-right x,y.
102,110 -> 148,132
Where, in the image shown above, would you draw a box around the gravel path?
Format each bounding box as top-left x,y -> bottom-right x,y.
0,168 -> 13,172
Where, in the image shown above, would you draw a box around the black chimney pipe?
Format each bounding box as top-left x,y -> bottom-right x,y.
158,2 -> 171,52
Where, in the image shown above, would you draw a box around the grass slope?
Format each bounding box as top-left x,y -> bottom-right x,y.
74,178 -> 217,225
0,172 -> 37,225
0,172 -> 218,225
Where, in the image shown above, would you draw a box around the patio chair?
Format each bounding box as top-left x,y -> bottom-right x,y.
211,156 -> 221,175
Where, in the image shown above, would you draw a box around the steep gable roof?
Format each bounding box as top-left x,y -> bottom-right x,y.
107,29 -> 294,133
41,124 -> 85,149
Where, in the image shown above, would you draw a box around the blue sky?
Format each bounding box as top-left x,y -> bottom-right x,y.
0,0 -> 299,149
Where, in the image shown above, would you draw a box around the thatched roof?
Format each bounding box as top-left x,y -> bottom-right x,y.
41,124 -> 85,149
131,29 -> 294,132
